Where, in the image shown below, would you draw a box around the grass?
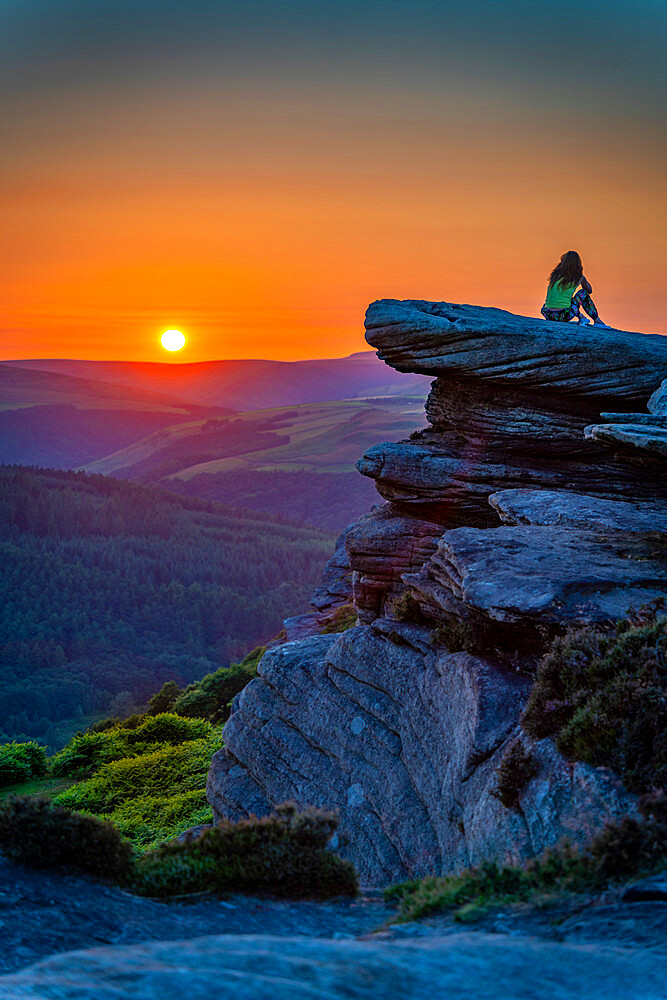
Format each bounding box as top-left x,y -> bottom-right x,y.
320,603 -> 357,634
0,775 -> 74,803
386,792 -> 667,923
89,399 -> 425,482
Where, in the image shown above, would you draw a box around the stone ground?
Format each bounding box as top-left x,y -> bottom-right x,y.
0,856 -> 665,998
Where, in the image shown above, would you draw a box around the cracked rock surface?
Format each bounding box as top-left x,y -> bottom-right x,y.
208,622 -> 633,885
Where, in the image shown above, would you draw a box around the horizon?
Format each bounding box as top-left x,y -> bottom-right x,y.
1,349 -> 377,366
3,1 -> 666,363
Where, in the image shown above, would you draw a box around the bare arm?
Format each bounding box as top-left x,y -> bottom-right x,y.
581,275 -> 593,294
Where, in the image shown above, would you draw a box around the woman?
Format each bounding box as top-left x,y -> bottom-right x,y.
541,250 -> 609,327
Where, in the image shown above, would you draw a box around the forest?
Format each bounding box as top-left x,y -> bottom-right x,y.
0,466 -> 334,747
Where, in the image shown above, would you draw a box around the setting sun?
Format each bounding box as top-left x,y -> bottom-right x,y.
161,329 -> 186,352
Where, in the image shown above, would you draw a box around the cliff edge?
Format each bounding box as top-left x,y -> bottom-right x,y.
208,301 -> 667,886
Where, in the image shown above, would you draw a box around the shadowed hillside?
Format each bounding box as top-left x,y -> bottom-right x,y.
0,364 -> 228,468
0,467 -> 333,747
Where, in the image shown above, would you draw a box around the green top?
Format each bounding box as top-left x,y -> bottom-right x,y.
544,279 -> 578,310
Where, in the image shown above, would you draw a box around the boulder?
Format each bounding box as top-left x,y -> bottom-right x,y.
405,526 -> 667,628
208,622 -> 634,886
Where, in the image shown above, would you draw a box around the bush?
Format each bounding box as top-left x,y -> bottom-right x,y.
55,735 -> 220,813
432,619 -> 476,654
320,603 -> 357,634
493,739 -> 539,809
51,714 -> 214,777
124,714 -> 210,745
387,591 -> 426,623
170,647 -> 264,724
104,790 -> 213,850
0,797 -> 132,880
131,802 -> 358,899
0,741 -> 48,787
147,681 -> 182,716
386,793 -> 667,923
522,604 -> 666,792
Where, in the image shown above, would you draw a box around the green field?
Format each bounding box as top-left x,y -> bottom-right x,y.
87,397 -> 426,481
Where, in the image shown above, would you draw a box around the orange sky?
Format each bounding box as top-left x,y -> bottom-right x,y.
3,5 -> 666,362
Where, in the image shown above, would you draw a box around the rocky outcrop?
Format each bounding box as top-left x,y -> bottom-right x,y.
310,526 -> 354,611
345,503 -> 443,621
363,299 -> 665,398
4,929 -> 663,1000
489,489 -> 667,531
406,526 -> 667,629
583,379 -> 667,461
208,621 -> 634,886
208,302 -> 666,886
585,417 -> 667,459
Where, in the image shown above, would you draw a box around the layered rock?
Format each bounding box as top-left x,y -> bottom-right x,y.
350,303 -> 667,612
489,488 -> 667,532
363,299 -> 666,398
208,301 -> 666,886
583,376 -> 667,464
405,525 -> 667,630
208,622 -> 633,885
344,503 -> 443,621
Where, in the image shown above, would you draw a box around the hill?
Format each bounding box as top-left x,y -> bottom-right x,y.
0,467 -> 333,747
5,352 -> 429,410
85,397 -> 427,530
0,364 -> 228,468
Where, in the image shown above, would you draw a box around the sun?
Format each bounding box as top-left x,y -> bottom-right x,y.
161,329 -> 186,352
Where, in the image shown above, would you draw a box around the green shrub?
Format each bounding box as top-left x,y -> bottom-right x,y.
320,603 -> 357,634
147,681 -> 182,716
171,647 -> 264,724
522,604 -> 666,792
0,742 -> 48,787
0,797 -> 132,880
386,793 -> 667,923
55,735 -> 220,813
432,619 -> 477,654
103,790 -> 213,850
51,730 -> 125,777
493,739 -> 539,809
131,802 -> 358,899
387,590 -> 426,623
124,714 -> 210,745
51,714 -> 214,777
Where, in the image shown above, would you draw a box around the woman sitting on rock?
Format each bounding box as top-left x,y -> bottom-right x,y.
541,250 -> 609,327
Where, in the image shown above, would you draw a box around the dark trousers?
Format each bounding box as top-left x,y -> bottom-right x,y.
541,288 -> 599,322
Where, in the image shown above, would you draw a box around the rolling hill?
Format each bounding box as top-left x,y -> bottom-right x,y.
0,364 -> 228,468
86,397 -> 427,530
5,352 -> 429,410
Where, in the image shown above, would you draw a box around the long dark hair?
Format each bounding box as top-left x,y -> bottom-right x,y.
548,250 -> 583,289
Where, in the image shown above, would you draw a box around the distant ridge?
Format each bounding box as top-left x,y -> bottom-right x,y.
4,353 -> 429,411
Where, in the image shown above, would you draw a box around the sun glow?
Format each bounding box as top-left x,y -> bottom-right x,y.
161,329 -> 186,352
